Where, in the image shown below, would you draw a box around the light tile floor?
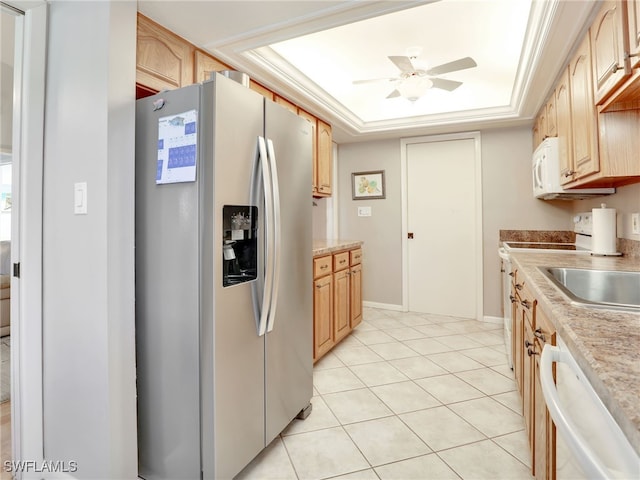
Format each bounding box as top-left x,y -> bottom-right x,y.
237,308 -> 534,480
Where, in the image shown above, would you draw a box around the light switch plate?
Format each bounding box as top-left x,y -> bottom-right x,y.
357,206 -> 371,217
74,182 -> 87,215
632,213 -> 640,235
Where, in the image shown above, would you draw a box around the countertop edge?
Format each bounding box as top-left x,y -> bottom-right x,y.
313,239 -> 363,256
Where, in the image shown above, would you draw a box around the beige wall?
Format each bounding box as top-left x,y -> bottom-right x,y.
337,126 -> 579,315
481,127 -> 574,317
337,127 -> 639,316
312,196 -> 329,239
338,139 -> 403,307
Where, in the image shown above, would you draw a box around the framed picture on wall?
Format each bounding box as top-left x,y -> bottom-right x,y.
352,170 -> 385,200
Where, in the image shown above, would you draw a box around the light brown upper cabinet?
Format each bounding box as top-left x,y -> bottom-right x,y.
194,50 -> 230,84
532,94 -> 557,150
298,109 -> 318,193
532,107 -> 546,149
136,14 -> 194,93
599,0 -> 640,110
629,0 -> 640,69
555,69 -> 574,184
546,93 -> 557,138
565,0 -> 640,188
316,119 -> 333,197
591,1 -> 631,104
567,34 -> 600,184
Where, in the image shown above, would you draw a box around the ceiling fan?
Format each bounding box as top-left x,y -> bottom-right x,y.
353,50 -> 477,102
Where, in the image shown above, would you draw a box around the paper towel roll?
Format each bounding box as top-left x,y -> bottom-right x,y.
592,204 -> 617,255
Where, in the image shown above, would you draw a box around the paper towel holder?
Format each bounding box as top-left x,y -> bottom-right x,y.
590,204 -> 622,256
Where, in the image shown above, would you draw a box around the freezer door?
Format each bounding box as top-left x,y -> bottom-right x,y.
263,100 -> 314,443
135,84 -> 202,480
199,76 -> 267,480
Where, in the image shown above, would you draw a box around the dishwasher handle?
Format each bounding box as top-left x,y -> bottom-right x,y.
540,345 -> 637,479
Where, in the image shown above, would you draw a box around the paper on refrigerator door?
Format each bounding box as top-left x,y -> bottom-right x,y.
156,109 -> 198,184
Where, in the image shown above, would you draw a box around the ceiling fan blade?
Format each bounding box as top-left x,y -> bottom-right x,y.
388,55 -> 415,73
386,89 -> 401,99
426,57 -> 477,76
353,77 -> 397,85
430,78 -> 463,91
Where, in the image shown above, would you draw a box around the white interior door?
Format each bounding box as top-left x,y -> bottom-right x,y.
404,134 -> 480,318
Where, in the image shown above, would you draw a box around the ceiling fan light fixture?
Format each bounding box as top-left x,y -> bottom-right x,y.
397,76 -> 432,102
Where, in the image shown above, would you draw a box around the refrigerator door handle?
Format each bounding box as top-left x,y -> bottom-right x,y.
265,139 -> 281,333
256,136 -> 274,337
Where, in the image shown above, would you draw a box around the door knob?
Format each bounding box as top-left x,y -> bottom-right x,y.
408,232 -> 414,239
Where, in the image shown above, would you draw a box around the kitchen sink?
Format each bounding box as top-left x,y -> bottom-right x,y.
539,267 -> 640,312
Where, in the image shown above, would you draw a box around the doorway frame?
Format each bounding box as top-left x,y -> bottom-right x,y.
5,1 -> 47,476
400,132 -> 483,318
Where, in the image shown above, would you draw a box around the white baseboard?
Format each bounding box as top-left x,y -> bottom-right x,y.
363,303 -> 506,324
363,301 -> 405,312
483,315 -> 504,325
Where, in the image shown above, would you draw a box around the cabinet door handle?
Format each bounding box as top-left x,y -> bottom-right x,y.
564,170 -> 575,177
521,299 -> 531,309
612,63 -> 622,73
515,283 -> 524,291
508,272 -> 515,277
509,295 -> 517,303
525,340 -> 533,348
534,328 -> 546,342
320,265 -> 328,270
527,347 -> 538,357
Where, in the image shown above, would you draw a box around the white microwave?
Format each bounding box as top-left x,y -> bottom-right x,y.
532,138 -> 614,200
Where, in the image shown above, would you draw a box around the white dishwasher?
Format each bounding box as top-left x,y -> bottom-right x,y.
540,338 -> 640,479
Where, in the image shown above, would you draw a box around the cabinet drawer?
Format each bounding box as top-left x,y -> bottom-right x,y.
333,252 -> 350,271
350,248 -> 362,265
313,255 -> 332,279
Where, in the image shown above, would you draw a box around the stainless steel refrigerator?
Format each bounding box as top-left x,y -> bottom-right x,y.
135,73 -> 313,480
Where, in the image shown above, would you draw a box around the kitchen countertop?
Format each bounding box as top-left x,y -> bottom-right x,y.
508,250 -> 640,455
313,239 -> 363,256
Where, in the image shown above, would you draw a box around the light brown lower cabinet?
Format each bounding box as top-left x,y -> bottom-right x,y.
534,347 -> 556,479
350,263 -> 363,328
333,268 -> 351,343
313,274 -> 333,360
523,314 -> 535,449
313,246 -> 363,362
511,270 -> 525,396
532,308 -> 557,479
511,273 -> 557,479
